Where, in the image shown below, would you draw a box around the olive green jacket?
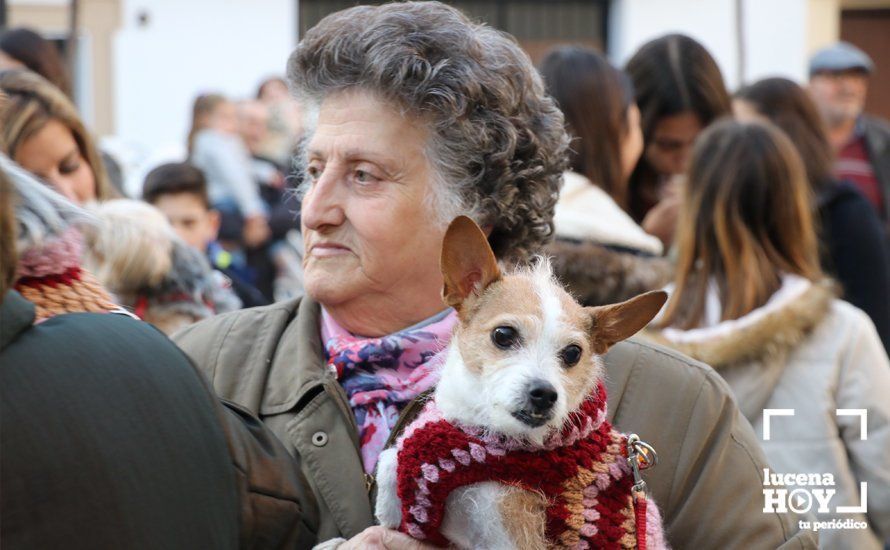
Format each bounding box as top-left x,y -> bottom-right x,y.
174,296 -> 817,549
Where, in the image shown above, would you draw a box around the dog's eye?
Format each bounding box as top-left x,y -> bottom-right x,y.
491,326 -> 519,349
560,345 -> 582,367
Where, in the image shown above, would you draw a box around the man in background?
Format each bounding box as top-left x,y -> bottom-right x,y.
809,41 -> 890,231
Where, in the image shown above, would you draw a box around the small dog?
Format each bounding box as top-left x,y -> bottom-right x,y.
376,216 -> 668,549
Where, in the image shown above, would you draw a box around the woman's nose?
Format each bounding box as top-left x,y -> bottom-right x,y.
47,175 -> 80,204
672,146 -> 693,175
301,171 -> 346,230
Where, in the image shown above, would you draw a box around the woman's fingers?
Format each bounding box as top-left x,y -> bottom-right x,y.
379,527 -> 442,549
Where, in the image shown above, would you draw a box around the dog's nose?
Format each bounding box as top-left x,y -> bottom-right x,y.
528,381 -> 558,413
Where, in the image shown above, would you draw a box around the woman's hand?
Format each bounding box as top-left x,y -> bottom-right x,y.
642,175 -> 684,249
338,526 -> 443,550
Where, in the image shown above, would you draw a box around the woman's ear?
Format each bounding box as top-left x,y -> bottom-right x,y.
440,216 -> 501,311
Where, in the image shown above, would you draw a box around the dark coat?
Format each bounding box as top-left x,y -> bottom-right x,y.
0,291 -> 305,550
862,114 -> 890,230
818,180 -> 890,351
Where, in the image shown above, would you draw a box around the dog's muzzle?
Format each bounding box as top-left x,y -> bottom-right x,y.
512,380 -> 558,427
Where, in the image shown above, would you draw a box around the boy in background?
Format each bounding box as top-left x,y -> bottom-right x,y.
143,163 -> 269,308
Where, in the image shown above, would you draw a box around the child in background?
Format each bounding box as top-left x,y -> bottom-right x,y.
142,162 -> 269,308
187,93 -> 270,248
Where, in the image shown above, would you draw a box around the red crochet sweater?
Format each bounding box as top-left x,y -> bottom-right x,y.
393,384 -> 664,549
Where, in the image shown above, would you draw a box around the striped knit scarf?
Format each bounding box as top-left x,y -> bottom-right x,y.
393,384 -> 668,549
15,226 -> 122,323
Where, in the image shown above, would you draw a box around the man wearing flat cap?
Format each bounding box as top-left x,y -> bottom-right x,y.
809,41 -> 890,232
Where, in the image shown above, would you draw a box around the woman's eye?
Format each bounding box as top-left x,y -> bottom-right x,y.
491,326 -> 519,349
354,170 -> 377,184
59,160 -> 80,175
306,165 -> 322,181
560,345 -> 582,367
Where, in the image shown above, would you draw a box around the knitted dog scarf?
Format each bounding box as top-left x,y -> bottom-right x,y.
321,308 -> 458,473
15,226 -> 122,323
392,383 -> 668,549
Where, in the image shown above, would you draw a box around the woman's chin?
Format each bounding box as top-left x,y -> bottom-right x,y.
303,266 -> 361,306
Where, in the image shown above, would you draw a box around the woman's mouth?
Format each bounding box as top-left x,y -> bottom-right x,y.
311,243 -> 351,257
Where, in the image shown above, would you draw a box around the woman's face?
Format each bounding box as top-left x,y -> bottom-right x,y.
644,111 -> 703,177
210,101 -> 239,135
259,80 -> 289,104
0,50 -> 26,71
732,98 -> 765,123
620,104 -> 644,181
15,118 -> 97,204
300,89 -> 449,335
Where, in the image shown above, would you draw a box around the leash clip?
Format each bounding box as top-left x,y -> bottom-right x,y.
626,433 -> 658,495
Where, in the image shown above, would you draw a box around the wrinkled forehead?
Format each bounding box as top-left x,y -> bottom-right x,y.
300,88 -> 423,141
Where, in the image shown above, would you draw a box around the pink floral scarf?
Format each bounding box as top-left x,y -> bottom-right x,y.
320,307 -> 457,473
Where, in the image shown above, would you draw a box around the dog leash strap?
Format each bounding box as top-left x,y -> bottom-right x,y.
634,492 -> 648,550
627,434 -> 658,550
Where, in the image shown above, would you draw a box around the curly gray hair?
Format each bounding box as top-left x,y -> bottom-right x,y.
287,1 -> 569,263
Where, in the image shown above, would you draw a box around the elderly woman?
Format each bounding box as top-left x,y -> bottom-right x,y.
174,3 -> 815,549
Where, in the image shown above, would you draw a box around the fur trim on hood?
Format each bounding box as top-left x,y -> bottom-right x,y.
547,238 -> 672,307
647,277 -> 836,368
553,171 -> 663,255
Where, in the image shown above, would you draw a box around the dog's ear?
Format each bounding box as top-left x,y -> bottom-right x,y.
586,291 -> 667,354
441,216 -> 502,310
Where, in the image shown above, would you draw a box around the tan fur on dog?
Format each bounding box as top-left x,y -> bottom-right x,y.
499,487 -> 548,548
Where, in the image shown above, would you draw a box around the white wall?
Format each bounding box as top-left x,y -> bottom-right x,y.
609,0 -> 812,92
112,0 -> 296,186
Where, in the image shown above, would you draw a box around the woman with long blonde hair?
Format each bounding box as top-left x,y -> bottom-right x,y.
0,69 -> 114,204
650,119 -> 890,549
735,77 -> 889,351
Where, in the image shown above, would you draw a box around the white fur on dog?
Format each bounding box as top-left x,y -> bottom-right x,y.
375,447 -> 402,529
376,260 -> 611,548
436,260 -> 594,445
440,483 -> 513,549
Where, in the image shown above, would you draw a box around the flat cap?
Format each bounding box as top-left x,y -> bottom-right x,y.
810,41 -> 874,76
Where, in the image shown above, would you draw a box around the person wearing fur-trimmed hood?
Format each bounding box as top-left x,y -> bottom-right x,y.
539,47 -> 672,308
647,120 -> 890,549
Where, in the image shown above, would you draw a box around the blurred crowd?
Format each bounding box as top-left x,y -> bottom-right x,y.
1,3 -> 889,548
1,28 -> 305,335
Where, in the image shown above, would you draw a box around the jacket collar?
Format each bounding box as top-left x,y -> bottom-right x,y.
554,171 -> 664,255
0,291 -> 36,352
260,295 -> 330,415
649,278 -> 835,368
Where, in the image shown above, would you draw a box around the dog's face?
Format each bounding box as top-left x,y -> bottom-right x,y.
435,217 -> 666,442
